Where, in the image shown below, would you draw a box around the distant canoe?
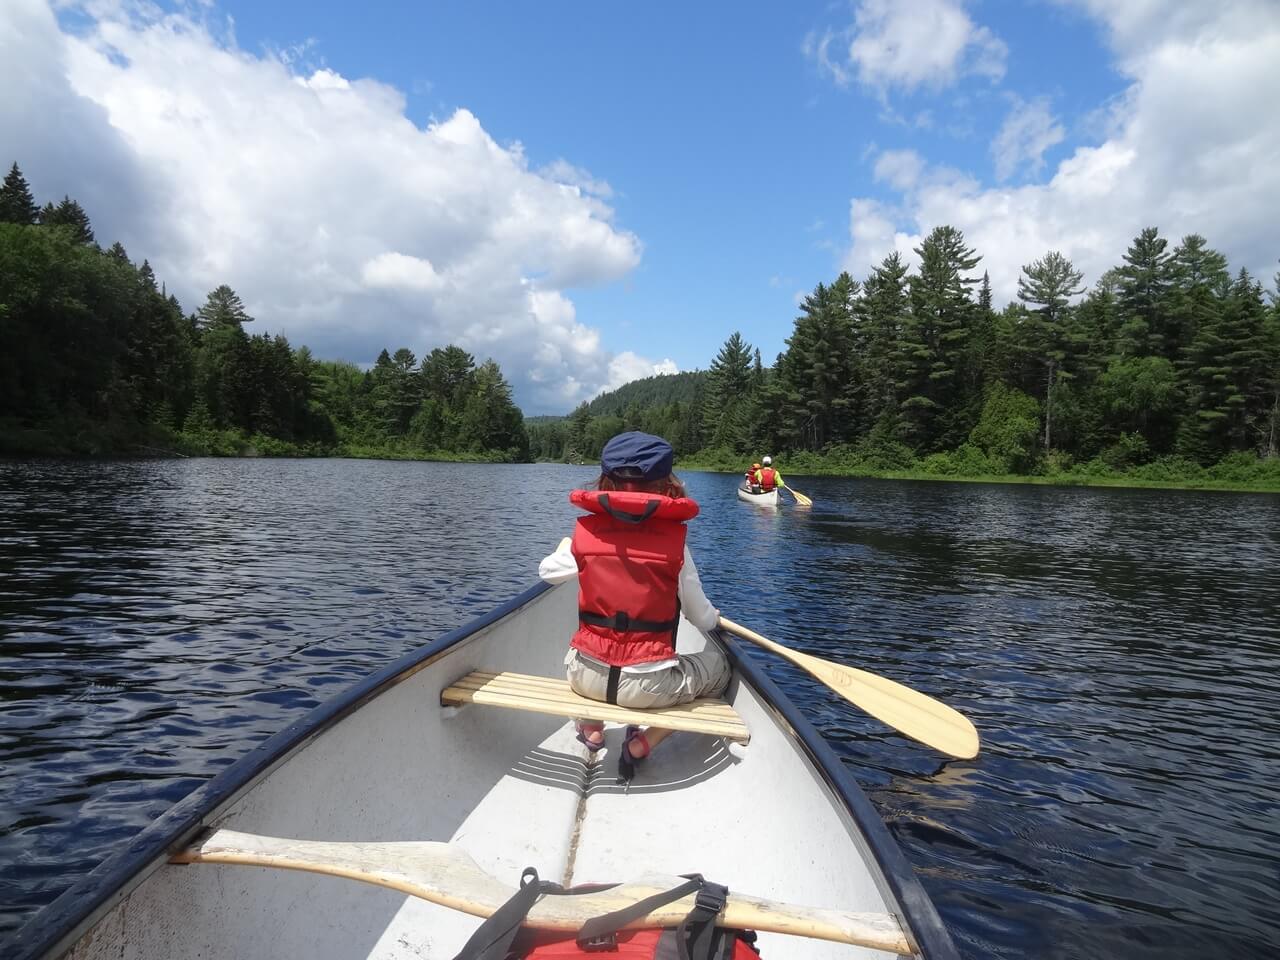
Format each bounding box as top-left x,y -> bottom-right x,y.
11,582 -> 958,960
737,483 -> 779,507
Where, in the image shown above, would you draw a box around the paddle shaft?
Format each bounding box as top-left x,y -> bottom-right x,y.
717,616 -> 979,759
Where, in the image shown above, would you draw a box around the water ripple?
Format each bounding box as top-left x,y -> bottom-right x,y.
2,462 -> 1279,959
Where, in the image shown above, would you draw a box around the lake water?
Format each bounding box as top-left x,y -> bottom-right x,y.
2,459 -> 1278,959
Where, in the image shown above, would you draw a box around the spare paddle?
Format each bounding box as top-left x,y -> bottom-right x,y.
173,829 -> 909,953
717,617 -> 979,759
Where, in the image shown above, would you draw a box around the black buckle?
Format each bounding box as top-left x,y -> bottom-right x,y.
581,933 -> 618,952
694,882 -> 728,916
614,611 -> 630,631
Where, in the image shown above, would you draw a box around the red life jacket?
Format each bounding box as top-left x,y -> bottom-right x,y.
569,489 -> 698,667
521,928 -> 759,958
451,867 -> 761,960
757,467 -> 776,491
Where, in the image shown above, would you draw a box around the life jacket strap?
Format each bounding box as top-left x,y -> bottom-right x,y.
579,610 -> 680,634
596,493 -> 660,524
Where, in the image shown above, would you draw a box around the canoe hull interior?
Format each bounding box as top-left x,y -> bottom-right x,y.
18,582 -> 957,960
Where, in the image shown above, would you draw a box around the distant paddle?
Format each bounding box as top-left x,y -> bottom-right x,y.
785,486 -> 813,507
717,617 -> 979,759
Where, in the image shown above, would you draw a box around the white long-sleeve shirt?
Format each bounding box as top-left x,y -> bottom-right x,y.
539,539 -> 721,638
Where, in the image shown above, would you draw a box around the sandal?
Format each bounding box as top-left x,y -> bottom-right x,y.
616,725 -> 651,783
574,721 -> 606,753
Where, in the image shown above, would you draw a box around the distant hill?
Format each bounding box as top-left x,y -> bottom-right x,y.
583,370 -> 707,418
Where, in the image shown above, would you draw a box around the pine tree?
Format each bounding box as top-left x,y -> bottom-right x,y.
39,195 -> 95,244
701,332 -> 755,452
903,225 -> 981,449
1116,227 -> 1173,358
1017,251 -> 1086,450
195,285 -> 253,329
859,252 -> 910,436
0,163 -> 39,225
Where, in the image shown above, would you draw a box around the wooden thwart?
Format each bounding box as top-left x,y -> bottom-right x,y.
172,829 -> 909,954
440,671 -> 750,742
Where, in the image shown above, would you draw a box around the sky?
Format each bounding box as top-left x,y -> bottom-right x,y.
2,0 -> 1279,414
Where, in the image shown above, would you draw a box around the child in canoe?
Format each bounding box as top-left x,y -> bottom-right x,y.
539,431 -> 730,781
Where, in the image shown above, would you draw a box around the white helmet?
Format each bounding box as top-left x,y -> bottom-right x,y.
762,456 -> 772,465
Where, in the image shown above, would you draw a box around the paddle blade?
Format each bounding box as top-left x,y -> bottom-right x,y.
789,488 -> 813,507
719,617 -> 979,759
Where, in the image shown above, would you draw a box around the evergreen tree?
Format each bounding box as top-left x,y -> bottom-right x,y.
701,332 -> 755,452
195,285 -> 252,329
1017,251 -> 1085,450
39,195 -> 95,244
1115,227 -> 1173,358
0,163 -> 39,225
903,225 -> 981,449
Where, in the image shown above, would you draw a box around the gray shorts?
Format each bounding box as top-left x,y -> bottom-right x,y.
565,646 -> 731,710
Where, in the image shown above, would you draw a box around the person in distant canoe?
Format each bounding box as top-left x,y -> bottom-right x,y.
753,456 -> 785,493
744,462 -> 762,493
539,431 -> 729,782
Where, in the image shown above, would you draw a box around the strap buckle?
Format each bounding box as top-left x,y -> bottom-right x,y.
614,611 -> 630,631
580,933 -> 618,952
693,881 -> 728,917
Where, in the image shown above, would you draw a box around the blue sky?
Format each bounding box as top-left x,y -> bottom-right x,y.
4,1 -> 1278,412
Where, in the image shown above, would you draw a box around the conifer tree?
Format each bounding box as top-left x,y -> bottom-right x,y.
904,225 -> 981,449
0,163 -> 39,225
195,285 -> 252,329
1017,251 -> 1085,450
1116,227 -> 1173,358
701,332 -> 755,451
39,195 -> 95,244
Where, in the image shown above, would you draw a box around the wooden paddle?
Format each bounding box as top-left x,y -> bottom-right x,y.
717,617 -> 979,759
173,829 -> 910,953
784,486 -> 813,507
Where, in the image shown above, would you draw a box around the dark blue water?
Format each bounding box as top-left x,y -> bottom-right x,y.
2,459 -> 1278,959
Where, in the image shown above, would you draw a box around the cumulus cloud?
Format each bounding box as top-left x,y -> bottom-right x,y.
0,0 -> 660,412
991,96 -> 1066,181
808,0 -> 1006,94
843,2 -> 1280,305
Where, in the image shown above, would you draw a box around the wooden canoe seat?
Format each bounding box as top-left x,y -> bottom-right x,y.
440,671 -> 749,743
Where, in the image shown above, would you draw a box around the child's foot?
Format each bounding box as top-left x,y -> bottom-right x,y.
617,725 -> 651,783
574,721 -> 605,752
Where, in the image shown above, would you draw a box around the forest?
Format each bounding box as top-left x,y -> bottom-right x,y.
529,226 -> 1280,488
0,163 -> 528,461
4,157 -> 1279,487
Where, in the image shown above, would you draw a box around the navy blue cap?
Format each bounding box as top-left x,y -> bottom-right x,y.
600,431 -> 673,481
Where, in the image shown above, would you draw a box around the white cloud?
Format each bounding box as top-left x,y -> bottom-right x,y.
842,2 -> 1280,306
809,0 -> 1006,94
603,353 -> 679,396
0,0 -> 659,412
873,149 -> 925,190
361,252 -> 444,292
991,96 -> 1066,181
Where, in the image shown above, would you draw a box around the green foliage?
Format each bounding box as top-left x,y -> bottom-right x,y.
968,382 -> 1041,473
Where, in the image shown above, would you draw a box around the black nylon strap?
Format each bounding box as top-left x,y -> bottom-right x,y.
597,493 -> 661,524
579,610 -> 680,633
450,868 -> 560,960
575,875 -> 706,949
605,665 -> 621,705
678,880 -> 729,960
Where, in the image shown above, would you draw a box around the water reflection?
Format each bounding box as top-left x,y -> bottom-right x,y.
2,461 -> 1279,958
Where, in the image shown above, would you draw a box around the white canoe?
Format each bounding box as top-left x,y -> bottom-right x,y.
11,582 -> 959,960
736,484 -> 779,507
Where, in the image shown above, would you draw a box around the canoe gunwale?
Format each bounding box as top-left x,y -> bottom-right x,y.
713,629 -> 961,960
7,581 -> 555,960
11,580 -> 961,960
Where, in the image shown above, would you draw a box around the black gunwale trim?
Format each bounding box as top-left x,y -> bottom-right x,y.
7,581 -> 554,960
714,629 -> 962,960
